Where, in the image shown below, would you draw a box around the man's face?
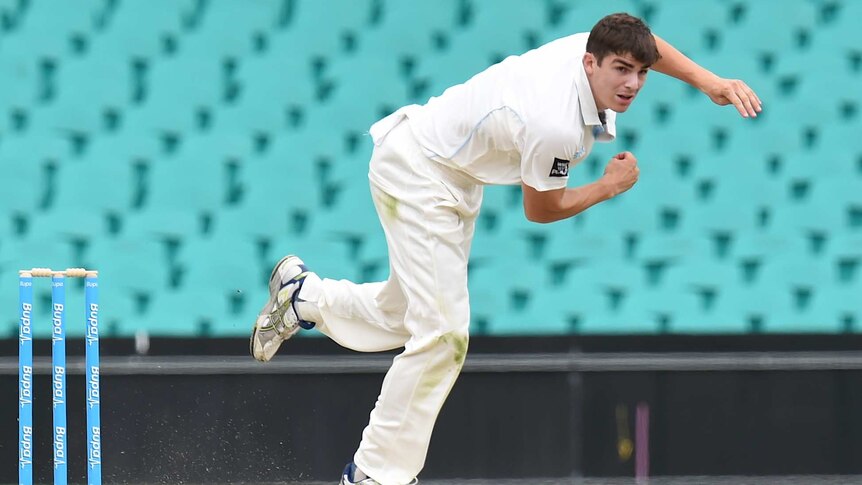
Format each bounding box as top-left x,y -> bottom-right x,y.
583,52 -> 650,113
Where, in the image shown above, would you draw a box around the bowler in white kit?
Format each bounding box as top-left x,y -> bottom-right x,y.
250,13 -> 761,485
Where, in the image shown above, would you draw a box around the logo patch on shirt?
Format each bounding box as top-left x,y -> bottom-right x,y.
549,157 -> 569,177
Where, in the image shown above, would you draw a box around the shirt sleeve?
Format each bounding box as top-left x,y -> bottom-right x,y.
517,123 -> 582,192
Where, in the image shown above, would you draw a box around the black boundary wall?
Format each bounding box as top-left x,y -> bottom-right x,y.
1,335 -> 861,483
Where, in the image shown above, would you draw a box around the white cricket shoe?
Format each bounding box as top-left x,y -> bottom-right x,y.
340,462 -> 418,485
249,255 -> 314,362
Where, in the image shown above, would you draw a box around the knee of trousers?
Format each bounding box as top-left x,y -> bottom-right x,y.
440,329 -> 469,369
406,328 -> 470,369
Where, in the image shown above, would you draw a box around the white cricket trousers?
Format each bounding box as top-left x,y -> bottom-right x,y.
305,117 -> 482,485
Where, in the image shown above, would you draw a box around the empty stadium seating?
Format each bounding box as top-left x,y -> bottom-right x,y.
0,0 -> 859,337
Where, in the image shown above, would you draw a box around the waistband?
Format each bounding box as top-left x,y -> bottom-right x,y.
372,110 -> 484,190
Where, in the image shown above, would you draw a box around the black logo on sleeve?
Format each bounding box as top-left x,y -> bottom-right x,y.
549,157 -> 570,177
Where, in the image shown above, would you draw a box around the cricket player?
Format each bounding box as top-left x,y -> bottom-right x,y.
250,13 -> 761,485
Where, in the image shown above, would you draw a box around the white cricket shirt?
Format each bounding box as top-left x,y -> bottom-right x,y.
369,32 -> 616,192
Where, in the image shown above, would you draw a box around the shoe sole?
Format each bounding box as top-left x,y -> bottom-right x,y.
249,254 -> 299,361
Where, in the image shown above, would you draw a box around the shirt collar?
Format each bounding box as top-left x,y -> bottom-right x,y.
574,56 -> 616,142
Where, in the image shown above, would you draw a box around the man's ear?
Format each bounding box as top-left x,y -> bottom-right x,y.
583,52 -> 596,75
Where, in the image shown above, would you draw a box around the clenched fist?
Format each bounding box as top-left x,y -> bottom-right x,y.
601,151 -> 639,198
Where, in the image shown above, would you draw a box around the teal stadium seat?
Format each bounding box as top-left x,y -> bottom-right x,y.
628,234 -> 717,331
494,225 -> 608,334
237,131 -> 326,229
721,0 -> 818,58
216,54 -> 317,132
92,0 -> 194,58
813,178 -> 862,232
664,260 -> 748,333
123,154 -> 225,240
579,186 -> 661,238
145,151 -> 226,215
358,0 -> 462,59
827,233 -> 862,285
647,0 -> 729,57
473,184 -> 522,234
811,0 -> 862,52
207,131 -> 320,244
469,254 -> 549,334
731,231 -> 807,270
712,277 -> 776,330
312,57 -> 410,135
534,283 -> 601,334
176,235 -> 264,335
123,57 -> 223,134
511,221 -> 573,264
178,236 -> 261,292
775,152 -> 849,189
806,285 -> 862,333
29,55 -> 132,134
544,225 -> 627,267
756,257 -> 836,333
314,174 -> 390,279
49,154 -> 138,225
25,207 -> 104,244
0,0 -> 102,58
470,228 -> 533,276
0,0 -> 18,20
560,260 -> 661,334
636,234 -> 712,270
0,49 -> 43,122
180,0 -> 285,58
0,134 -> 65,228
180,131 -> 256,166
490,289 -> 572,336
212,205 -> 285,244
447,0 -> 546,62
691,160 -> 784,235
710,285 -> 777,333
86,238 -> 169,336
715,122 -> 803,177
633,122 -> 719,179
761,70 -> 848,129
84,132 -> 162,167
129,290 -> 211,337
813,126 -> 862,177
267,0 -> 373,63
318,175 -> 379,238
769,177 -> 844,250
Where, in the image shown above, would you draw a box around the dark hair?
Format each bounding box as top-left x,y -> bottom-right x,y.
586,13 -> 660,66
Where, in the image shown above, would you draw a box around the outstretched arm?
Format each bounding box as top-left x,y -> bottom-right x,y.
651,35 -> 762,118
